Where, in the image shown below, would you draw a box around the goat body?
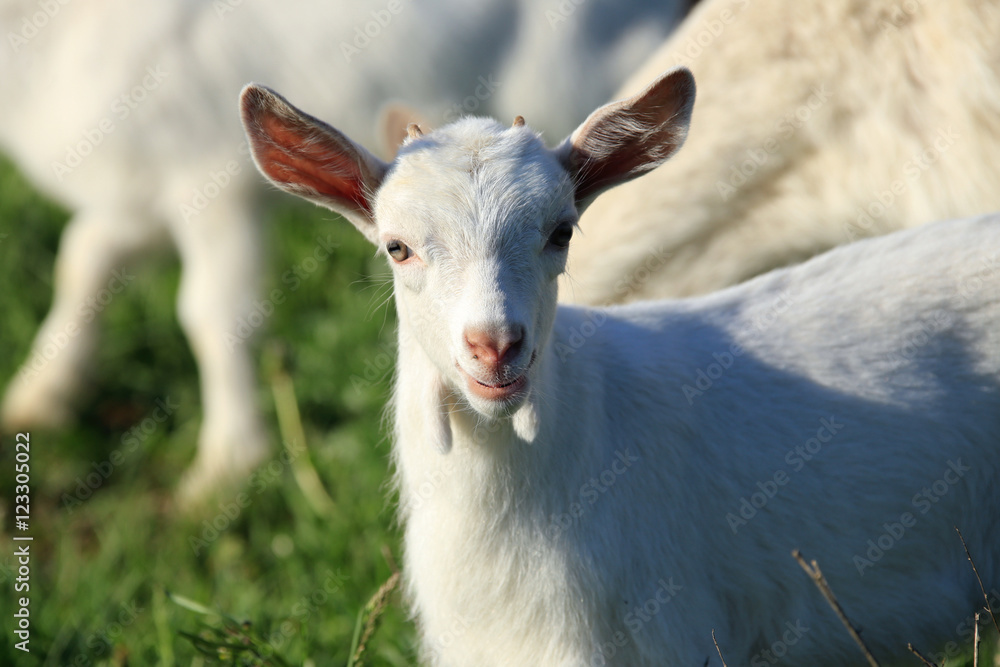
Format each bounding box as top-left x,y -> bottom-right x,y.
241,68 -> 1000,665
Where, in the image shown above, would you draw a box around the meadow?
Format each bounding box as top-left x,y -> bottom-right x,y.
0,155 -> 415,665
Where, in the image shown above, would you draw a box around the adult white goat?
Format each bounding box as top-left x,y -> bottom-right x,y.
242,69 -> 1000,666
562,0 -> 1000,305
0,0 -> 688,501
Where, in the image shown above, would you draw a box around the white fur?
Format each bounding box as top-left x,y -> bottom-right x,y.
242,71 -> 999,665
563,0 -> 1000,304
0,0 -> 687,501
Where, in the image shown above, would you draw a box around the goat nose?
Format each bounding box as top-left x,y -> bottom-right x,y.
465,326 -> 524,367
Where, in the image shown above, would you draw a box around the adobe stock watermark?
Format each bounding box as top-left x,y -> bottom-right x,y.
349,339 -> 397,392
50,65 -> 169,181
212,0 -> 243,19
716,84 -> 833,202
179,159 -> 244,222
554,308 -> 608,362
726,416 -> 845,534
61,396 -> 178,512
544,0 -> 586,29
188,440 -> 306,555
853,458 -> 970,576
590,577 -> 683,667
68,600 -> 144,665
177,139 -> 250,222
17,268 -> 135,381
882,310 -> 951,372
922,588 -> 1000,665
682,289 -> 796,404
224,234 -> 339,350
541,449 -> 640,544
877,0 -> 929,35
843,126 -> 960,241
953,251 -> 999,310
749,620 -> 811,666
442,75 -> 502,123
7,0 -> 72,52
257,570 -> 349,655
612,246 -> 672,301
421,613 -> 472,661
407,459 -> 457,511
666,0 -> 751,70
339,0 -> 405,63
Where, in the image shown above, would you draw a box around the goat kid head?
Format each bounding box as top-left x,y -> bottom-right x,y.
240,69 -> 694,420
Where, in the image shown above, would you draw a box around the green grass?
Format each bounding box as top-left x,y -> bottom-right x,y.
0,155 -> 413,665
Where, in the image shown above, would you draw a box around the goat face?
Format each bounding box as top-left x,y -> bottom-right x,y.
375,120 -> 576,418
240,67 -> 693,420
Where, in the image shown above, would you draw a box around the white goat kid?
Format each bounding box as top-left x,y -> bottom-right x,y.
241,70 -> 1000,666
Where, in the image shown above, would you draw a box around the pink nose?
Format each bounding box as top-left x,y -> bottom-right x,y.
464,326 -> 524,369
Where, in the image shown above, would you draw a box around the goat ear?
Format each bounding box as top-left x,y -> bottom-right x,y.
240,84 -> 387,243
558,67 -> 695,209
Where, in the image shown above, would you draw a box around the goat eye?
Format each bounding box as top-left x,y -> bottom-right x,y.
386,240 -> 411,262
547,222 -> 574,249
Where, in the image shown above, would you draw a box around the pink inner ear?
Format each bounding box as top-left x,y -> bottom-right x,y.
571,111 -> 684,203
258,115 -> 373,216
567,68 -> 694,204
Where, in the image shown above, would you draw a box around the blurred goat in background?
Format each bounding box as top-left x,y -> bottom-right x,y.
0,0 -> 691,501
563,0 -> 1000,304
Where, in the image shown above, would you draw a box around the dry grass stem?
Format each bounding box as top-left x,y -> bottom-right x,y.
906,642 -> 939,667
956,526 -> 1000,638
974,612 -> 981,667
712,629 -> 729,667
268,348 -> 338,518
792,550 -> 881,667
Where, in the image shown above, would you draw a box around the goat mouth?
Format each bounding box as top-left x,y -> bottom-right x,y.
480,377 -> 521,389
458,354 -> 534,402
